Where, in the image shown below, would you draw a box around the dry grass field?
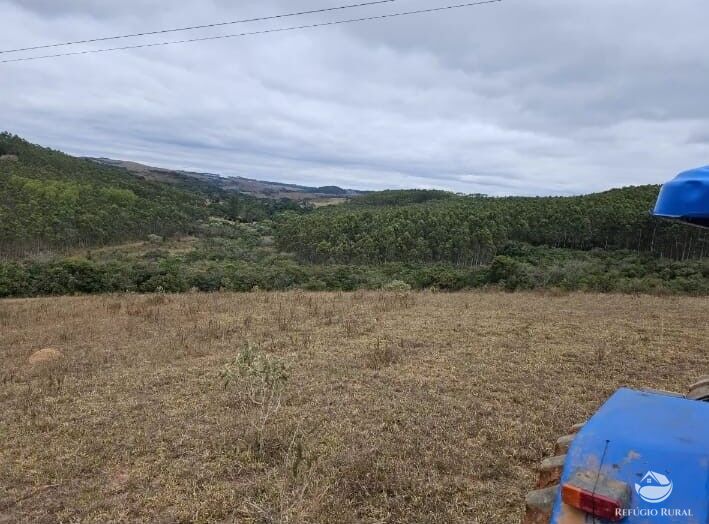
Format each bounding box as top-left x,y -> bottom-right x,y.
1,291 -> 707,523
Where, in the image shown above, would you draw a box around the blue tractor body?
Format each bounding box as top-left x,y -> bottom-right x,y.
550,389 -> 709,523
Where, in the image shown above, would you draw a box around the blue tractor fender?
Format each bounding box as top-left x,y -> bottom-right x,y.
550,388 -> 709,523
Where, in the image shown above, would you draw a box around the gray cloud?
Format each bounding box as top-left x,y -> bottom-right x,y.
2,0 -> 709,195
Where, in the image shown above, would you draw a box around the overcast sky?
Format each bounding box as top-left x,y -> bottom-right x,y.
2,0 -> 709,195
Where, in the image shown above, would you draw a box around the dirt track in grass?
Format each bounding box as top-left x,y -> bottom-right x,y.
1,291 -> 706,523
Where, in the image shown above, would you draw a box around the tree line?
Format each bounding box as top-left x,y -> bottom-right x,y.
1,241 -> 706,298
275,187 -> 709,264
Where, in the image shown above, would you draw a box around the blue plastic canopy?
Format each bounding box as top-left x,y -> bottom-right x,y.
653,166 -> 709,227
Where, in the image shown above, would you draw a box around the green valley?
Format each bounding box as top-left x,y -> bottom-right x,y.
1,133 -> 707,298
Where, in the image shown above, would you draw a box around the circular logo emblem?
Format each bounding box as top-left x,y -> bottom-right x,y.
635,471 -> 673,504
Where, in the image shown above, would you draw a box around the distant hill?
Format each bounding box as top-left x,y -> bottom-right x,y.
0,133 -> 209,257
88,158 -> 363,201
0,133 -> 306,257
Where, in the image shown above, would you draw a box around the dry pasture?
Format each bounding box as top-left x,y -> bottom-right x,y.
1,291 -> 707,523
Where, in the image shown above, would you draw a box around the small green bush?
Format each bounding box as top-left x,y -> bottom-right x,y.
381,280 -> 412,291
221,344 -> 289,456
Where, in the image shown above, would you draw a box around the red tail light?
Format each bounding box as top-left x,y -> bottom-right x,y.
562,484 -> 624,521
562,469 -> 630,522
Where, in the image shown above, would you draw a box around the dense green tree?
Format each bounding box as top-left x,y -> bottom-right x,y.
275,188 -> 708,264
0,133 -> 207,255
0,133 -> 307,257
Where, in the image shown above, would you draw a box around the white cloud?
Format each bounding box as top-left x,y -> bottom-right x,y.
2,0 -> 709,195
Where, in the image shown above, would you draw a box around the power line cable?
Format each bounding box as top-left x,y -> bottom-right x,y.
0,0 -> 401,55
0,0 -> 502,65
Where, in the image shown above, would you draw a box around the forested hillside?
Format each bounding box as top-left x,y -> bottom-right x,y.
0,133 -> 207,256
0,133 -> 302,257
1,134 -> 707,297
276,187 -> 709,264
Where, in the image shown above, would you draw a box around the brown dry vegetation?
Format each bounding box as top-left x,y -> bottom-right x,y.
1,291 -> 707,523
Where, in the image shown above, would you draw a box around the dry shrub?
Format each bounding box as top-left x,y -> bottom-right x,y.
288,332 -> 313,352
375,291 -> 416,313
341,316 -> 373,338
244,431 -> 326,523
196,318 -> 230,342
275,301 -> 298,332
351,290 -> 367,301
222,344 -> 289,457
322,308 -> 336,326
125,303 -> 163,324
28,348 -> 63,366
342,316 -> 358,337
144,294 -> 169,306
104,301 -> 122,313
364,337 -> 398,369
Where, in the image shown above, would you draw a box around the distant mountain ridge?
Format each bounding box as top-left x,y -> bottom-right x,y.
87,157 -> 363,200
